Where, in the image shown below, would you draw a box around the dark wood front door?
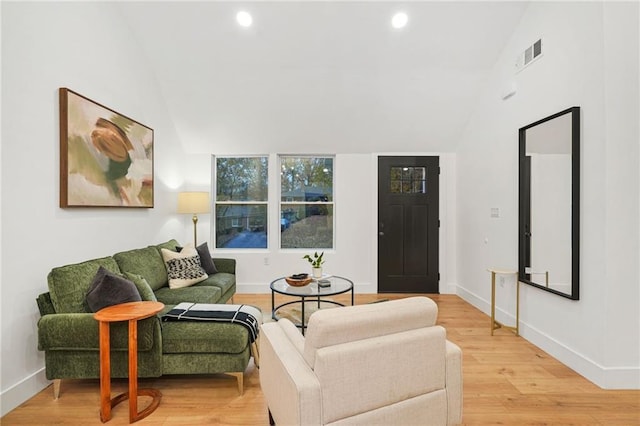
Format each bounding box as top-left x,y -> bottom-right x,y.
378,156 -> 439,293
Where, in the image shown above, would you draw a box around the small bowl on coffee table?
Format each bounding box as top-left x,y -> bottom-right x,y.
285,274 -> 313,287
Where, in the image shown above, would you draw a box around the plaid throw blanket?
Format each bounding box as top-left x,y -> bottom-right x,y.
162,303 -> 262,343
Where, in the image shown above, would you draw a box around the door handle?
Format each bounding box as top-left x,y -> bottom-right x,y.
379,232 -> 384,236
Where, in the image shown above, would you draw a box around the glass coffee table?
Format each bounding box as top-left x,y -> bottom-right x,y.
270,276 -> 354,335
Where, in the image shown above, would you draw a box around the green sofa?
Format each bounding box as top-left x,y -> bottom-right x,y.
36,239 -> 254,398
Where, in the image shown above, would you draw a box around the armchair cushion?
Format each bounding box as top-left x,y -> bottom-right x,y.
303,296 -> 438,367
315,326 -> 446,424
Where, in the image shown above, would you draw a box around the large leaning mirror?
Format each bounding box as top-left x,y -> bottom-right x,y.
519,106 -> 580,300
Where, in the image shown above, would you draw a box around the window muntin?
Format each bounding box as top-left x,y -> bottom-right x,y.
215,156 -> 268,249
280,156 -> 334,249
390,166 -> 426,194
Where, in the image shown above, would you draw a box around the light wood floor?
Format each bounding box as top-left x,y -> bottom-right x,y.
3,294 -> 639,425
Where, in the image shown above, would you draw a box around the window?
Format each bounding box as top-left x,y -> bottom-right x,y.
215,156 -> 268,248
280,156 -> 334,249
390,166 -> 426,194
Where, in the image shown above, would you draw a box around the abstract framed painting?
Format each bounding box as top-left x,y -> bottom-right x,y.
59,88 -> 154,208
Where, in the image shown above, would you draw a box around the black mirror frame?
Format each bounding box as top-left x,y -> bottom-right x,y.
518,106 -> 580,300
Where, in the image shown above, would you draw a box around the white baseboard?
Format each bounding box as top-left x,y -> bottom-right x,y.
237,281 -> 377,294
521,321 -> 640,389
440,282 -> 458,295
1,368 -> 49,417
455,284 -> 640,390
237,282 -> 456,295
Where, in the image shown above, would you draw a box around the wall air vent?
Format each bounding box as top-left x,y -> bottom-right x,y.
516,38 -> 543,72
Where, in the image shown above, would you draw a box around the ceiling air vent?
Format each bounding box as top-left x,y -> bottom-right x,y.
516,38 -> 543,72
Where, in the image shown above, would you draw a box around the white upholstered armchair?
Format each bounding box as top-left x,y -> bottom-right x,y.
259,297 -> 462,426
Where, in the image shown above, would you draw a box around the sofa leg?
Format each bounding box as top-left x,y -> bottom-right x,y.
251,341 -> 260,368
52,379 -> 61,399
268,409 -> 275,425
228,372 -> 243,395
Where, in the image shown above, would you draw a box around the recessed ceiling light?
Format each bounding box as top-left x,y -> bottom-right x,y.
391,12 -> 408,29
236,11 -> 253,27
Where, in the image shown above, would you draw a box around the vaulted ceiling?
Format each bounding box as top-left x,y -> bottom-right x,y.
117,1 -> 528,154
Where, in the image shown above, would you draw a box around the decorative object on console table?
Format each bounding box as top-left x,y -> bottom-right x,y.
303,251 -> 325,278
177,191 -> 210,246
59,88 -> 154,208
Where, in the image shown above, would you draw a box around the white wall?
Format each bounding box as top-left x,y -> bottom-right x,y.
456,1 -> 639,389
2,1 -> 637,418
186,153 -> 458,297
601,1 -> 640,381
0,3 -> 460,415
0,2 -> 188,415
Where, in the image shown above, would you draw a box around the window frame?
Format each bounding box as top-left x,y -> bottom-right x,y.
278,155 -> 336,250
213,155 -> 269,250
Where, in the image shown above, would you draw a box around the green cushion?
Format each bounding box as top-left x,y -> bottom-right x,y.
211,258 -> 236,274
161,320 -> 249,354
113,247 -> 167,291
124,272 -> 158,302
162,351 -> 250,375
38,313 -> 157,351
154,285 -> 222,306
48,257 -> 121,313
194,272 -> 236,295
155,239 -> 181,253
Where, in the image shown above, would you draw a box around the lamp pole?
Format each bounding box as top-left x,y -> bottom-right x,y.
192,213 -> 198,247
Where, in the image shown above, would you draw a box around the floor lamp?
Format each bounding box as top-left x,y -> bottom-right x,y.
177,192 -> 210,247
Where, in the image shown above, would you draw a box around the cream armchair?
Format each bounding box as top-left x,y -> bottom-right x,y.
259,297 -> 462,426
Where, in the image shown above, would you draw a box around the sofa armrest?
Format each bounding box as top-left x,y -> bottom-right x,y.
38,313 -> 159,352
213,258 -> 235,274
260,320 -> 322,426
445,340 -> 463,425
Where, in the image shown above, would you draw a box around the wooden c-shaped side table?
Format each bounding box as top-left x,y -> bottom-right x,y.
94,301 -> 164,423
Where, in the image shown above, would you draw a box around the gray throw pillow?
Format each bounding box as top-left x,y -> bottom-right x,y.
86,266 -> 142,312
195,242 -> 218,274
176,242 -> 218,275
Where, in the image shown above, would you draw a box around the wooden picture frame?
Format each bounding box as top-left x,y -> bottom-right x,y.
59,88 -> 154,208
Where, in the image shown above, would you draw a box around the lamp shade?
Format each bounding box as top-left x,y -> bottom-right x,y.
177,192 -> 210,214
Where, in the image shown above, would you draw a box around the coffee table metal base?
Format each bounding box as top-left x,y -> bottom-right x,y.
270,276 -> 354,335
